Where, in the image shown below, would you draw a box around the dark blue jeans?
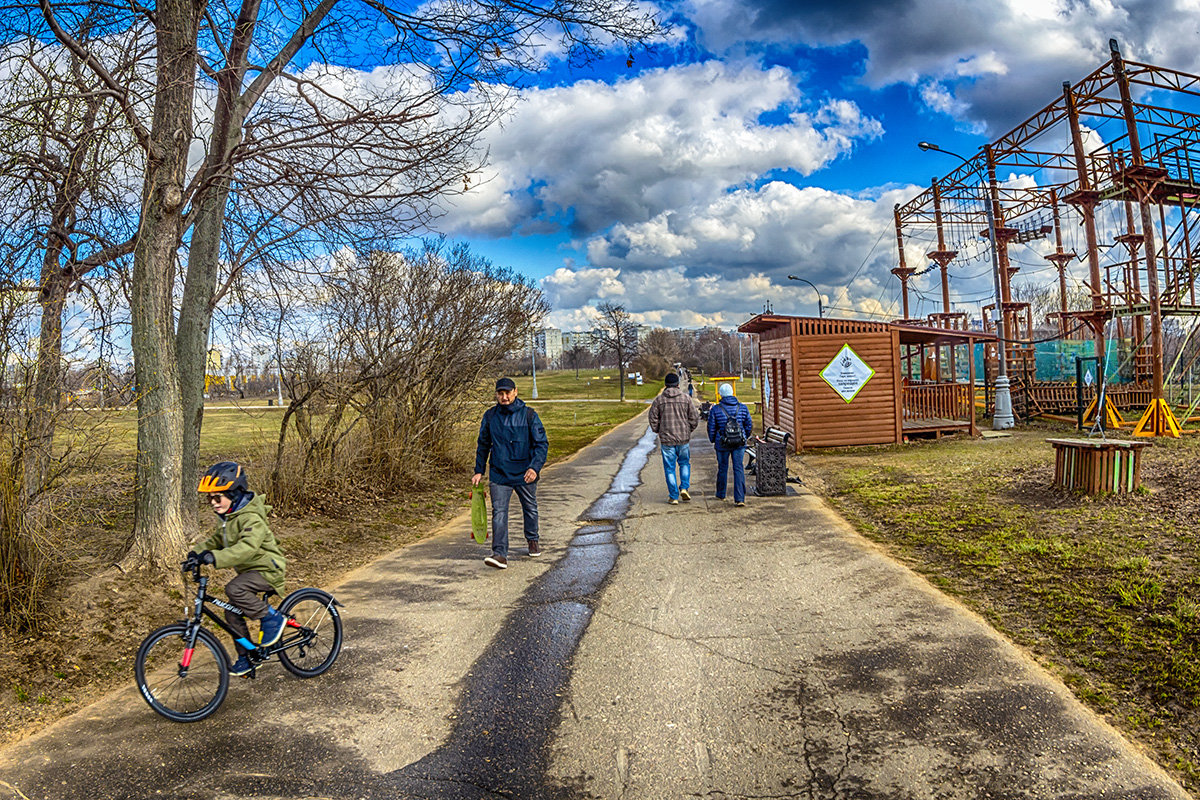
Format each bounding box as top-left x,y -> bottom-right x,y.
490,481 -> 539,558
714,447 -> 746,503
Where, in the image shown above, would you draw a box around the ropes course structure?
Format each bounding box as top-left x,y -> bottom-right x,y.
895,39 -> 1200,437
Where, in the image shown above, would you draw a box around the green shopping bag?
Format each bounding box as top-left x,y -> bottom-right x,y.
470,486 -> 488,543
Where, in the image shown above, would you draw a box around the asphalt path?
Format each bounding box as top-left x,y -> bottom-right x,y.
0,410 -> 1192,800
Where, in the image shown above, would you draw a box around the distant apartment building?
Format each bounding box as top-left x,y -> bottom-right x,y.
562,330 -> 596,354
535,327 -> 563,367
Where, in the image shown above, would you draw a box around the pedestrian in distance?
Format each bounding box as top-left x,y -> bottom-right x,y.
648,372 -> 700,505
473,377 -> 549,569
189,461 -> 288,676
707,383 -> 753,506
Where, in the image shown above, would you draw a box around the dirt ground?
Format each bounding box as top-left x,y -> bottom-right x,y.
0,480 -> 461,746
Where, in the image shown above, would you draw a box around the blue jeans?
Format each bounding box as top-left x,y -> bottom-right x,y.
660,443 -> 691,500
490,481 -> 538,558
715,447 -> 746,503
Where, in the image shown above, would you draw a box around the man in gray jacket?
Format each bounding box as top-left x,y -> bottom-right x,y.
648,372 -> 701,504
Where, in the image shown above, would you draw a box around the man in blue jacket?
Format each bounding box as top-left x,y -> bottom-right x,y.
472,377 -> 549,569
707,383 -> 754,506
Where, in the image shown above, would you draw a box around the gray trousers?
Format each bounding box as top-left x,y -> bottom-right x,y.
224,571 -> 275,649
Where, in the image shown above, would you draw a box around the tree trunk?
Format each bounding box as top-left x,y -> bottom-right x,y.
618,344 -> 626,401
178,185 -> 231,522
24,275 -> 68,502
121,0 -> 201,572
177,0 -> 253,519
25,89 -> 102,502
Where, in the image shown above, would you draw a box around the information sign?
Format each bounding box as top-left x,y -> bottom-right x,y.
820,344 -> 875,402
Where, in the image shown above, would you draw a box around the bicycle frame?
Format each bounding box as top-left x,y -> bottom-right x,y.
178,566 -> 304,670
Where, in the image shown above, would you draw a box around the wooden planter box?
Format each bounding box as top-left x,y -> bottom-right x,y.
1047,438 -> 1150,495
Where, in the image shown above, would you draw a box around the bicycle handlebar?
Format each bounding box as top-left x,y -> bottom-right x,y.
180,558 -> 203,581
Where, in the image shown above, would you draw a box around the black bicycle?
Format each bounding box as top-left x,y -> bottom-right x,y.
135,560 -> 343,722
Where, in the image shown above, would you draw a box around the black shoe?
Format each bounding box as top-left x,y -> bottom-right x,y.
484,554 -> 508,569
528,540 -> 541,557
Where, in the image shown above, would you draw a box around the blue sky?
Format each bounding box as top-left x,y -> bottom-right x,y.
419,0 -> 1200,332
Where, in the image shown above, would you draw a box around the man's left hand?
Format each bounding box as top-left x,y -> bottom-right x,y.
524,468 -> 538,483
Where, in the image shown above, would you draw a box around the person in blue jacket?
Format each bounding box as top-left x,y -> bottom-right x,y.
707,383 -> 754,506
472,377 -> 549,569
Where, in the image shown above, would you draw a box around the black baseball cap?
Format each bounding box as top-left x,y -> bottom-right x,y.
495,377 -> 517,391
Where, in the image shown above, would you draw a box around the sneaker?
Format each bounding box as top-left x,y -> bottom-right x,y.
528,540 -> 541,557
668,498 -> 679,505
735,501 -> 746,507
258,609 -> 286,647
229,655 -> 253,677
679,490 -> 691,502
484,554 -> 508,569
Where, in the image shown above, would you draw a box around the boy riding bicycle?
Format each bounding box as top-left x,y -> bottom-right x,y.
186,461 -> 287,677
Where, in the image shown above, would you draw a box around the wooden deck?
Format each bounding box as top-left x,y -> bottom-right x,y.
902,417 -> 971,436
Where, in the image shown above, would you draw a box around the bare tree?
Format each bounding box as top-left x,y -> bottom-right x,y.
688,327 -> 740,377
632,327 -> 679,379
0,32 -> 143,501
592,302 -> 639,401
25,0 -> 663,571
249,238 -> 546,509
0,26 -> 145,621
564,343 -> 592,378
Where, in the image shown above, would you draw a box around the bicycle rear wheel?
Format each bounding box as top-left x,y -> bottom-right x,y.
135,623 -> 229,722
277,588 -> 343,678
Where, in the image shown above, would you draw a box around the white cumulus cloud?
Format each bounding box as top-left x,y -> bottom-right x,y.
444,60 -> 882,237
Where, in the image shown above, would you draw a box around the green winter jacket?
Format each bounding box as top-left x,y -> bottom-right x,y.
194,493 -> 286,594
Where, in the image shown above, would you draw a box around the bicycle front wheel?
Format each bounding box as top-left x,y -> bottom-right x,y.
135,623 -> 229,722
277,588 -> 343,678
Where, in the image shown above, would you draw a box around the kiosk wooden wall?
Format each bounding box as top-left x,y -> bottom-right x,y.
759,322 -> 795,435
755,317 -> 902,449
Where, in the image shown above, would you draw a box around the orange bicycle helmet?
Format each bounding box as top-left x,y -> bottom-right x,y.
198,461 -> 247,494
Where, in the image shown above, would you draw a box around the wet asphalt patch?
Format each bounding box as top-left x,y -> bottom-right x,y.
380,424 -> 657,798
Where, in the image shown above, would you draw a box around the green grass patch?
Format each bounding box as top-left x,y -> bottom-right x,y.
532,401 -> 645,463
506,368 -> 663,402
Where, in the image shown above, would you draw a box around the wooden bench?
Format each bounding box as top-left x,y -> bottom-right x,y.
1046,438 -> 1150,495
747,426 -> 792,474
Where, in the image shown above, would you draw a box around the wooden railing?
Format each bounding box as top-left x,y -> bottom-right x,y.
902,382 -> 972,420
1024,382 -> 1153,415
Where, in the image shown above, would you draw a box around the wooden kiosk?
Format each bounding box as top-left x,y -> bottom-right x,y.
739,314 -> 996,450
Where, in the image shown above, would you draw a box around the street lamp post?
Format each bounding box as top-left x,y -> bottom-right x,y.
786,275 -> 823,317
917,141 -> 1014,429
530,328 -> 539,400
